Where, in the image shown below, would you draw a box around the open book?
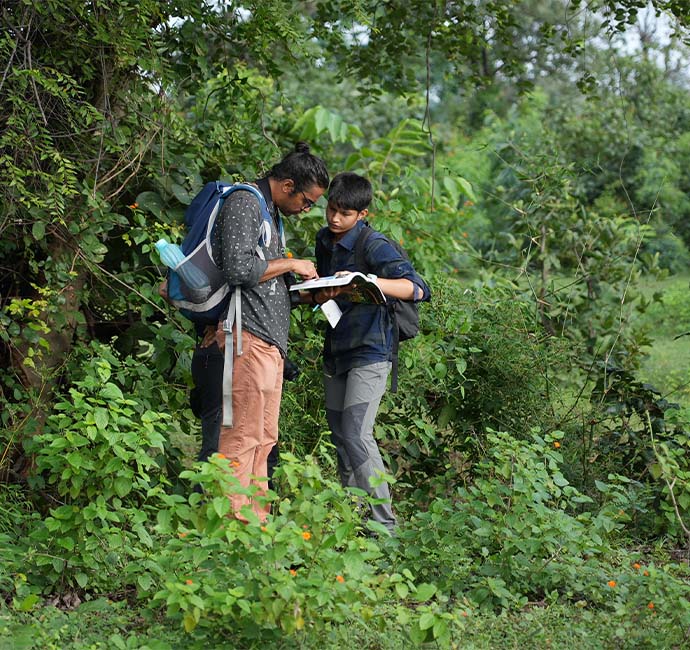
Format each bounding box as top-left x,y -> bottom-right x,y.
289,271 -> 386,305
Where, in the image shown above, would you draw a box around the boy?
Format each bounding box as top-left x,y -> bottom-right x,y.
312,172 -> 430,534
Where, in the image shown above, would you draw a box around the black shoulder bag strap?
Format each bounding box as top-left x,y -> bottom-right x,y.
354,225 -> 400,393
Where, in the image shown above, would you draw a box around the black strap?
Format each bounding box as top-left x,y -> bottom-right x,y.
353,224 -> 374,273
354,225 -> 400,393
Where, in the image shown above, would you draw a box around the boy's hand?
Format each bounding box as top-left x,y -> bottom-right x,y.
315,286 -> 351,303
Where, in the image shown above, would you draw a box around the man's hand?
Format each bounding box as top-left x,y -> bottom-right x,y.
291,258 -> 318,280
158,279 -> 172,304
262,257 -> 317,283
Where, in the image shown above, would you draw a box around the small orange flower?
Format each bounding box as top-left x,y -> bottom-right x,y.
302,524 -> 309,529
286,251 -> 293,258
633,563 -> 641,570
215,453 -> 226,459
643,570 -> 650,576
261,526 -> 267,532
607,580 -> 616,588
553,441 -> 561,449
462,231 -> 468,238
289,569 -> 297,576
178,532 -> 188,538
185,579 -> 193,585
648,602 -> 655,609
461,611 -> 468,617
302,531 -> 311,540
128,203 -> 138,209
399,239 -> 404,245
335,575 -> 344,583
231,460 -> 241,468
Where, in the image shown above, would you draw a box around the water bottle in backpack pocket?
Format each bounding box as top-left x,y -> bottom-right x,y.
155,239 -> 213,303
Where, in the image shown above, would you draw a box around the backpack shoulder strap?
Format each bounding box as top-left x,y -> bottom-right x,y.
223,183 -> 283,251
354,223 -> 375,274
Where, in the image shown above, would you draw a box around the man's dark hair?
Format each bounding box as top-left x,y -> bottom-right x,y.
268,142 -> 329,192
327,172 -> 372,212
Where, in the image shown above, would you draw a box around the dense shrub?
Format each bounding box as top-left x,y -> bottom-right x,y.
372,275 -> 568,501
388,428 -> 690,645
144,453 -> 455,646
18,350 -> 173,592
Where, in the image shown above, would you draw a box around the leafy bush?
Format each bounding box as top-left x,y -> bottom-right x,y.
20,352 -> 172,592
146,452 -> 453,647
388,428 -> 690,645
372,275 -> 566,500
391,430 -> 626,607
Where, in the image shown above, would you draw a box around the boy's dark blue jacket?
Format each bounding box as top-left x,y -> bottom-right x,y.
315,220 -> 430,376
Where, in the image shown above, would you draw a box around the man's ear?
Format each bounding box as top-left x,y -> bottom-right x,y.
358,209 -> 369,220
282,179 -> 295,195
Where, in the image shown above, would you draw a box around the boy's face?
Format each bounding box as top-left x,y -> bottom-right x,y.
326,202 -> 367,241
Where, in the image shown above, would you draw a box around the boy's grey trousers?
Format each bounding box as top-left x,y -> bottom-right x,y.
324,361 -> 396,533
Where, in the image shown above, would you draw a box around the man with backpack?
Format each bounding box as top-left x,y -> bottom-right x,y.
311,172 -> 430,535
199,142 -> 329,522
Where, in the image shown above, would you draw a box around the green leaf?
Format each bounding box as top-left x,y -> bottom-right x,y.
114,477 -> 132,498
94,407 -> 109,430
414,583 -> 437,602
135,192 -> 164,217
171,183 -> 193,206
418,611 -> 436,630
17,594 -> 40,612
388,199 -> 403,213
184,612 -> 196,632
457,176 -> 477,202
100,383 -> 123,401
138,574 -> 153,591
409,623 -> 427,645
32,221 -> 46,240
134,525 -> 153,547
212,496 -> 231,518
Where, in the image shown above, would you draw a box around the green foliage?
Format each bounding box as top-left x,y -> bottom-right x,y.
389,429 -> 690,646
649,405 -> 690,541
20,352 -> 172,592
3,3 -> 690,649
448,91 -> 655,370
144,452 -> 454,646
371,275 -> 565,499
393,430 -> 621,606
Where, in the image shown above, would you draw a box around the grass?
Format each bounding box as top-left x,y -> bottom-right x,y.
634,272 -> 690,407
1,599 -> 686,650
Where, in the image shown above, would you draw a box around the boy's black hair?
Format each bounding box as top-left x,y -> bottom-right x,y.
268,142 -> 330,192
327,172 -> 372,212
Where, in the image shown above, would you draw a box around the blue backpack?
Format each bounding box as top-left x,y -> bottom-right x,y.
166,181 -> 275,326
165,181 -> 282,428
